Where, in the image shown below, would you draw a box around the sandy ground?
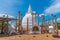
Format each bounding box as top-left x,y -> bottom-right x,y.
0,33 -> 60,40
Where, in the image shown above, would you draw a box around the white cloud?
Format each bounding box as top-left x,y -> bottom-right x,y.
39,14 -> 45,17
0,0 -> 23,7
0,0 -> 23,15
44,0 -> 60,14
0,13 -> 14,18
36,14 -> 46,17
34,13 -> 46,17
57,18 -> 60,22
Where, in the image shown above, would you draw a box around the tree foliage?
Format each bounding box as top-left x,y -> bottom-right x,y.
0,22 -> 6,30
57,22 -> 60,30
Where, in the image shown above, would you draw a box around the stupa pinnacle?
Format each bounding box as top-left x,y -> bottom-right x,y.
28,4 -> 32,13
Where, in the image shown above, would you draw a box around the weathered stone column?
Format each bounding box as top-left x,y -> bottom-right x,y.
35,13 -> 36,26
54,15 -> 58,36
41,15 -> 45,33
32,13 -> 34,28
18,11 -> 22,33
38,14 -> 39,27
20,14 -> 23,34
27,17 -> 29,34
6,15 -> 9,35
51,14 -> 58,36
15,17 -> 18,32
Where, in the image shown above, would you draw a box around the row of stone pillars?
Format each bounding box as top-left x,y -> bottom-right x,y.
51,14 -> 58,36
15,11 -> 58,35
31,13 -> 58,34
32,13 -> 40,27
26,13 -> 40,34
41,14 -> 58,35
15,11 -> 23,34
0,15 -> 9,35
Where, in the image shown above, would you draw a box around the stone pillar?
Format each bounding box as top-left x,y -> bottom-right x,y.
54,15 -> 58,35
41,15 -> 45,33
32,13 -> 34,27
20,14 -> 23,34
15,17 -> 18,32
27,18 -> 29,34
18,11 -> 22,33
6,15 -> 9,35
51,14 -> 55,33
51,14 -> 58,35
38,14 -> 39,27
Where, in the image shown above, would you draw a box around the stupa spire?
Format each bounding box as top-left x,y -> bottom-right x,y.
28,4 -> 32,13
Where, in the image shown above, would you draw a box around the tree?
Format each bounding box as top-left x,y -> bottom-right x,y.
0,22 -> 6,33
57,22 -> 60,30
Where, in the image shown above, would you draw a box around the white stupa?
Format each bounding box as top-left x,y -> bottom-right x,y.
22,4 -> 40,34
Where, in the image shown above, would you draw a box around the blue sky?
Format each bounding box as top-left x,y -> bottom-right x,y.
0,0 -> 60,22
